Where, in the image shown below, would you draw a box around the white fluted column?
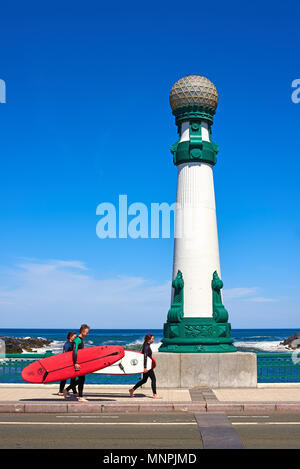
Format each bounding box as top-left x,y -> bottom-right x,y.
171,121 -> 221,318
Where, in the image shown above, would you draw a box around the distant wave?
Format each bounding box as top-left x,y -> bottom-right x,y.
125,338 -> 145,346
125,340 -> 162,352
101,340 -> 125,345
233,340 -> 290,352
238,336 -> 278,340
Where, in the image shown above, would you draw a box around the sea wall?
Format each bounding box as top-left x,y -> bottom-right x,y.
144,352 -> 257,388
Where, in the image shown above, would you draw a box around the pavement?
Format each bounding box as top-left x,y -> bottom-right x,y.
1,383 -> 300,413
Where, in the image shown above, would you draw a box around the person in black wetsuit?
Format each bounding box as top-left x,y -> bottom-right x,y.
129,334 -> 161,399
69,324 -> 90,402
58,331 -> 77,397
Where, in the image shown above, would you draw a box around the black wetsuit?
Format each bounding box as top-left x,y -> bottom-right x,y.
132,342 -> 156,394
67,335 -> 85,397
59,341 -> 77,394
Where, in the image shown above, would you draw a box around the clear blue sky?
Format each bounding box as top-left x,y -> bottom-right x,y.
0,0 -> 299,328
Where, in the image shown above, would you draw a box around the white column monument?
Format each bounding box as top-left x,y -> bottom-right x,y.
159,75 -> 236,353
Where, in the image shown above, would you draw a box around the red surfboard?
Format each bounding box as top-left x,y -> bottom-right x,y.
21,346 -> 125,383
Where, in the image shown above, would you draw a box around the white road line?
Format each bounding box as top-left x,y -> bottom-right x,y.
0,422 -> 197,426
232,422 -> 300,426
228,415 -> 270,418
55,415 -> 119,418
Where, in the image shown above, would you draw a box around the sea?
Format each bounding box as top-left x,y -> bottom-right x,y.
0,328 -> 298,385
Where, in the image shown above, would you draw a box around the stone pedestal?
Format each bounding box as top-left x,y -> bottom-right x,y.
143,352 -> 257,388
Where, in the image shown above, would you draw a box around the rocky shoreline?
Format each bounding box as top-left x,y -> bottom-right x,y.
0,336 -> 53,354
280,334 -> 300,350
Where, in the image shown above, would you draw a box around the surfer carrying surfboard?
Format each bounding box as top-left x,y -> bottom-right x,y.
58,331 -> 78,397
129,334 -> 161,399
71,324 -> 90,402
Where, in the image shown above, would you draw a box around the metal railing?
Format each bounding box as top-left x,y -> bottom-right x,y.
257,353 -> 300,383
0,351 -> 54,384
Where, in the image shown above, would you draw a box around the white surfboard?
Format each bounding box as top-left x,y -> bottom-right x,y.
93,350 -> 154,375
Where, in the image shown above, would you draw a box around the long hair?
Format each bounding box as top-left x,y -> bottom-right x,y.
144,334 -> 153,344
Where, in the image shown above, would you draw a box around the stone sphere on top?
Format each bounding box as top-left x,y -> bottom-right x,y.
169,75 -> 218,114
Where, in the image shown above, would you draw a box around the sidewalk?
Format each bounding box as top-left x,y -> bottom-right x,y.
214,384 -> 300,402
1,384 -> 300,413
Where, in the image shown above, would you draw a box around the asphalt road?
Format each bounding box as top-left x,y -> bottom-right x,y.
1,412 -> 300,449
229,413 -> 300,449
0,413 -> 203,449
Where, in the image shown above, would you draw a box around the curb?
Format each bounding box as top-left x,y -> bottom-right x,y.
2,401 -> 300,413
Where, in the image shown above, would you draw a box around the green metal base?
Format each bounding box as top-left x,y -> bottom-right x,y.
159,317 -> 237,353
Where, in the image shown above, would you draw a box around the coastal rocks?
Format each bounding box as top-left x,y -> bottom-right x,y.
0,337 -> 53,354
280,334 -> 300,350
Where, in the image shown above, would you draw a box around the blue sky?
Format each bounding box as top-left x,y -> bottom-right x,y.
0,0 -> 299,328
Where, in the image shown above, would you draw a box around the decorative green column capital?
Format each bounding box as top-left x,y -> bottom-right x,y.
173,104 -> 215,127
171,121 -> 219,167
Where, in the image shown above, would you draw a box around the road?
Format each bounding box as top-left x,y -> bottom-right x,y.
1,412 -> 300,449
229,413 -> 300,449
0,413 -> 202,449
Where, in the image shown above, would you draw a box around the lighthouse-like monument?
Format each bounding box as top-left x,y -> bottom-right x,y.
159,75 -> 236,354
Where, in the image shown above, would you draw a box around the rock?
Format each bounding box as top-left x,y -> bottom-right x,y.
280,334 -> 300,349
0,336 -> 53,354
290,339 -> 300,349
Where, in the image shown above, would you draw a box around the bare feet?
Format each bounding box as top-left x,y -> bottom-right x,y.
153,394 -> 162,399
129,388 -> 134,398
63,389 -> 69,399
78,397 -> 88,402
57,392 -> 64,396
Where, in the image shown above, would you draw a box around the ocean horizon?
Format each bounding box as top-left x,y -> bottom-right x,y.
1,327 -> 299,354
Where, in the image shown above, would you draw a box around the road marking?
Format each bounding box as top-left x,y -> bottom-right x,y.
0,421 -> 197,426
232,422 -> 300,425
55,415 -> 119,419
228,415 -> 270,418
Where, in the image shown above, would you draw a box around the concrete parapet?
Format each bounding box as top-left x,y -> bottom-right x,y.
143,352 -> 257,388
